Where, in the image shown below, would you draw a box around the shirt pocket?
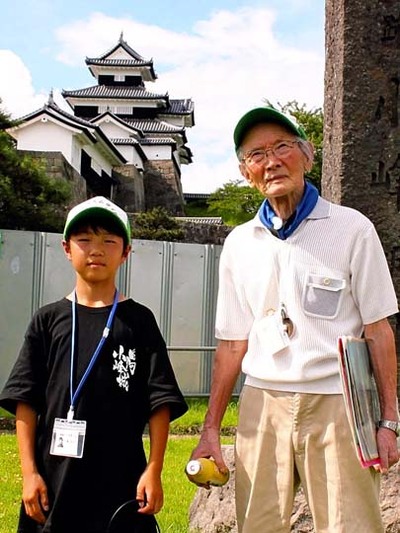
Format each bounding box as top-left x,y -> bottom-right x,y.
302,273 -> 346,319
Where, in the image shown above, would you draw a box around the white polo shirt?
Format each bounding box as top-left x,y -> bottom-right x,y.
215,197 -> 398,394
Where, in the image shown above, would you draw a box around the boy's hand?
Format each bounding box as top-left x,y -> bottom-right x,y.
136,465 -> 164,515
22,472 -> 49,524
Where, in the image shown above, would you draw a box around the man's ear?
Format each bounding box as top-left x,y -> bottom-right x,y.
239,162 -> 254,187
304,141 -> 315,173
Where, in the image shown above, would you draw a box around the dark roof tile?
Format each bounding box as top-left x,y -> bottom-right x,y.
62,85 -> 167,100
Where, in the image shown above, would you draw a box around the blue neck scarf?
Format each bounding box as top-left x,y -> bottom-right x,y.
258,180 -> 319,239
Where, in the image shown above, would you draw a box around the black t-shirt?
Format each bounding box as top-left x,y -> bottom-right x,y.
0,298 -> 188,533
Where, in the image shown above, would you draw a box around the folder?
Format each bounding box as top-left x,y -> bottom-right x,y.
337,336 -> 381,468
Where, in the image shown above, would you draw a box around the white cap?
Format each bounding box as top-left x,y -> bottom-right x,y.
63,196 -> 131,243
186,460 -> 201,475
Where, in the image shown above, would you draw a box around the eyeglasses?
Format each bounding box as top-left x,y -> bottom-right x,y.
241,140 -> 300,166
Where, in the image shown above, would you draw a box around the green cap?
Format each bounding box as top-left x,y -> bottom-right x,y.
233,106 -> 307,150
63,196 -> 131,243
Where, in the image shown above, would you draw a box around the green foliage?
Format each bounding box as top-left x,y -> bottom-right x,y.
0,435 -> 21,532
131,206 -> 185,241
184,203 -> 210,218
0,106 -> 13,130
0,103 -> 72,232
170,398 -> 238,435
207,179 -> 264,226
270,100 -> 324,190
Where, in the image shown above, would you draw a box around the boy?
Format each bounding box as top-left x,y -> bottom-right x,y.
0,196 -> 188,533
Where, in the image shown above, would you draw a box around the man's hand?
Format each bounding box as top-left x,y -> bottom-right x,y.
376,427 -> 400,473
189,427 -> 228,488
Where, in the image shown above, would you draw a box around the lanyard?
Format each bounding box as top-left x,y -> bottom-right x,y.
67,290 -> 119,421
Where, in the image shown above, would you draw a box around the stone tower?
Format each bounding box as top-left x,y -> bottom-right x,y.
323,0 -> 400,393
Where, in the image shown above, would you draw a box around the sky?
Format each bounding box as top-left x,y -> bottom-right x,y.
0,0 -> 325,193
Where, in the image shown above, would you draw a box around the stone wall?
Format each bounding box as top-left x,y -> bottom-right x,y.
20,150 -> 86,203
20,150 -> 86,218
113,164 -> 145,213
20,151 -> 186,217
178,221 -> 233,245
144,160 -> 185,215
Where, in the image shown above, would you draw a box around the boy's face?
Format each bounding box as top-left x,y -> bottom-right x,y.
62,227 -> 131,285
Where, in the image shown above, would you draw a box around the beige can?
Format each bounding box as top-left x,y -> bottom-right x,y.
185,458 -> 229,486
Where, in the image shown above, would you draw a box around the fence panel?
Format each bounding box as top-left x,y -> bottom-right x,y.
0,230 -> 37,390
0,231 -> 245,396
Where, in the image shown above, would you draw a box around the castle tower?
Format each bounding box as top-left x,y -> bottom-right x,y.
62,34 -> 195,214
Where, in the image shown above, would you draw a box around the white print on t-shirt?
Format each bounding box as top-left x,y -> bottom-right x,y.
112,345 -> 136,391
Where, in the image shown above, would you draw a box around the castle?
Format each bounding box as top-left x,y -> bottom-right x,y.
7,34 -> 195,215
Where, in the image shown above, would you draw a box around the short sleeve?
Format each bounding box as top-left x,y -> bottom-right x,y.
350,224 -> 398,324
0,314 -> 48,415
215,239 -> 254,340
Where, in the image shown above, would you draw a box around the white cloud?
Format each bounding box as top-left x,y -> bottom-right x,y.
0,7 -> 324,192
0,51 -> 47,117
0,50 -> 69,118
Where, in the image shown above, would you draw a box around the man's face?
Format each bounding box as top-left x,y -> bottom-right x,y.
239,122 -> 311,200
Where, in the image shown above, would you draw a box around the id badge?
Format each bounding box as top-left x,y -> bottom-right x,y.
257,312 -> 291,355
50,418 -> 87,458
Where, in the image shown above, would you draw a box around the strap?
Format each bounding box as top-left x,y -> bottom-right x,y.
107,499 -> 160,533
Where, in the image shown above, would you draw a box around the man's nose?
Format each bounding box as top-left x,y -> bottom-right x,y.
265,152 -> 282,168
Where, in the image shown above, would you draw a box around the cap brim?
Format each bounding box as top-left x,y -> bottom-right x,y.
234,107 -> 307,149
63,207 -> 131,243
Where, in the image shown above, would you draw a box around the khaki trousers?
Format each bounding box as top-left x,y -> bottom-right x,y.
235,386 -> 383,533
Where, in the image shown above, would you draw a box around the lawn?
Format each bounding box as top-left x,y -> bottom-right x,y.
0,399 -> 237,533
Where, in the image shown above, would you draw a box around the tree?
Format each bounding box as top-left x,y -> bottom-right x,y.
207,180 -> 264,226
0,103 -> 72,232
131,206 -> 185,241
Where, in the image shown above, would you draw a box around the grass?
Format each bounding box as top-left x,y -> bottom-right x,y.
0,398 -> 237,533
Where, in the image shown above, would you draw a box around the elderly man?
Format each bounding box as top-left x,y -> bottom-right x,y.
191,106 -> 399,532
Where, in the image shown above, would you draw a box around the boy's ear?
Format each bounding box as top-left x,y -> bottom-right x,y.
62,240 -> 72,260
121,245 -> 132,261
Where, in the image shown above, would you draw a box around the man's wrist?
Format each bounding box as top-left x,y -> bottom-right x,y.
378,419 -> 400,437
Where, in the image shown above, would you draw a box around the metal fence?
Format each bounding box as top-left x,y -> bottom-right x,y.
0,229 -> 244,396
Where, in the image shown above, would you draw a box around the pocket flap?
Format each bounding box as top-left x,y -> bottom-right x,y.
307,274 -> 346,292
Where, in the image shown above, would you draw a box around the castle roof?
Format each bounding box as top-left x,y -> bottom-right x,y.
19,97 -> 93,129
10,95 -> 126,166
124,118 -> 185,135
85,34 -> 157,81
62,85 -> 168,102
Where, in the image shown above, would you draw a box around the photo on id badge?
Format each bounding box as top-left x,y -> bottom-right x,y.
50,417 -> 87,458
